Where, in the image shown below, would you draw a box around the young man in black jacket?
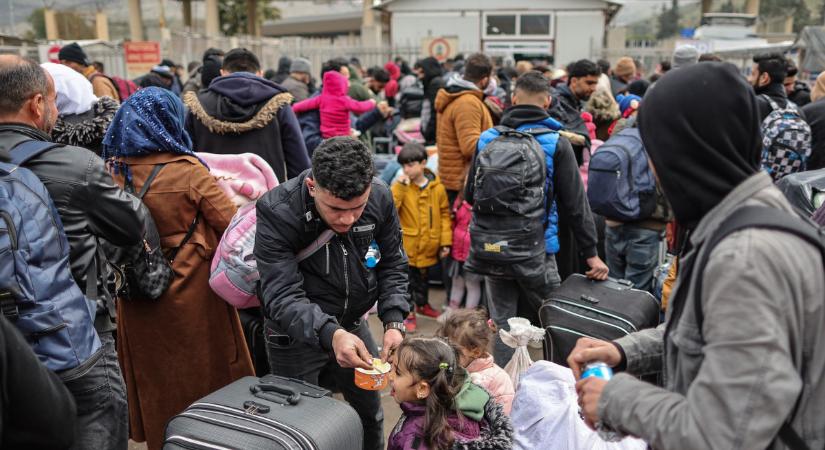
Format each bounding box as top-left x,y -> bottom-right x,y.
255,137 -> 409,450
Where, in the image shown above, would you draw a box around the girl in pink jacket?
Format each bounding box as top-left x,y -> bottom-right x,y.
291,70 -> 375,138
438,309 -> 515,415
439,196 -> 482,321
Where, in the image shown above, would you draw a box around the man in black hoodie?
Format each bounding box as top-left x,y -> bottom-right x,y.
414,57 -> 444,145
184,48 -> 310,182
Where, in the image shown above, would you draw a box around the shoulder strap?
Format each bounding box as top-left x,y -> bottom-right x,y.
136,164 -> 166,199
761,94 -> 782,113
693,205 -> 821,450
167,212 -> 200,263
9,140 -> 64,166
296,229 -> 336,263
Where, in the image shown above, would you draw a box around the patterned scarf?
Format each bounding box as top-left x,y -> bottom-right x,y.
102,87 -> 204,180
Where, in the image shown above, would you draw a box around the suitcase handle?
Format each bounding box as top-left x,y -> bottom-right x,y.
249,384 -> 301,405
580,294 -> 600,304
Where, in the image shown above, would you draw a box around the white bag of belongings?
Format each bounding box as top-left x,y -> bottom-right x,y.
500,317 -> 544,389
511,360 -> 647,450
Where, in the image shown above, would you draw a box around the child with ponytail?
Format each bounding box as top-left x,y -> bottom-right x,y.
438,309 -> 515,415
387,337 -> 512,450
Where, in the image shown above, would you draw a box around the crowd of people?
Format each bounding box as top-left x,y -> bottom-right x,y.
0,37 -> 824,450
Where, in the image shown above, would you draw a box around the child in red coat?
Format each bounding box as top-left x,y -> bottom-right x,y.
292,70 -> 375,138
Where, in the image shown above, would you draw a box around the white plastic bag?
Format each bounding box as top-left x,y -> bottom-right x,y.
500,317 -> 545,389
511,361 -> 647,450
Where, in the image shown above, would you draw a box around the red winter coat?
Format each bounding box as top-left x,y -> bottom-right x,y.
451,198 -> 472,262
292,71 -> 374,138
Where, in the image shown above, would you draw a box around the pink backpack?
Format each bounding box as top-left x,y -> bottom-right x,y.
200,153 -> 278,309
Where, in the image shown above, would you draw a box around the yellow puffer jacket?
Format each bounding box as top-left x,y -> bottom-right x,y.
391,170 -> 453,268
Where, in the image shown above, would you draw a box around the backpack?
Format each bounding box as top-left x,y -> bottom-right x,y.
466,126 -> 550,278
398,85 -> 424,119
760,95 -> 812,181
110,164 -> 198,300
209,199 -> 335,309
90,72 -> 138,102
587,127 -> 657,222
0,140 -> 100,372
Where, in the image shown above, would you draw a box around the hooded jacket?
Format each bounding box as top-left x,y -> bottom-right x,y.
600,62 -> 825,450
184,72 -> 310,183
292,71 -> 375,139
472,105 -> 598,258
436,75 -> 494,192
385,62 -> 401,101
467,355 -> 515,415
51,96 -> 119,155
418,57 -> 445,145
549,84 -> 591,160
391,169 -> 452,268
388,378 -> 513,450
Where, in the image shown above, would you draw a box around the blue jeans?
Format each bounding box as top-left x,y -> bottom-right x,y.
60,331 -> 129,450
265,320 -> 383,450
605,224 -> 663,294
485,254 -> 561,366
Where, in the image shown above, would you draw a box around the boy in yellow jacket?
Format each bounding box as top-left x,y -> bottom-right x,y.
391,143 -> 452,331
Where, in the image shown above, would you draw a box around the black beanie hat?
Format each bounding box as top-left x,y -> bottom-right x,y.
58,43 -> 89,66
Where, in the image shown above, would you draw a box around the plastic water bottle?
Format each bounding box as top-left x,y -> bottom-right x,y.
365,241 -> 380,268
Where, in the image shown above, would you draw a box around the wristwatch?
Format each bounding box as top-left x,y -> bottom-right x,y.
384,321 -> 406,337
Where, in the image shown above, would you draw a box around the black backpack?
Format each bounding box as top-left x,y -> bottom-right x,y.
465,126 -> 549,278
108,164 -> 198,300
398,85 -> 424,119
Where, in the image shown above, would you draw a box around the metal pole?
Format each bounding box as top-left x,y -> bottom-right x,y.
7,0 -> 15,35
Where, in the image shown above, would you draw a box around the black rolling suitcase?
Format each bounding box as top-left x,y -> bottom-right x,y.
238,307 -> 270,377
540,274 -> 660,365
164,375 -> 362,450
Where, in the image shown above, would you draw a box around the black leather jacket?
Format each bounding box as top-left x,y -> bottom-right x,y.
254,170 -> 410,351
0,124 -> 143,329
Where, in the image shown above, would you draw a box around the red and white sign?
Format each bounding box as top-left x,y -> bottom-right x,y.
421,36 -> 459,62
47,44 -> 61,63
124,41 -> 161,78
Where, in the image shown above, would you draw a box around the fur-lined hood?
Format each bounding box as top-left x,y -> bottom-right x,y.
183,90 -> 292,135
454,400 -> 512,450
51,96 -> 119,155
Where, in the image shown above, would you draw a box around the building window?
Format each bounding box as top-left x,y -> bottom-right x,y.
520,14 -> 551,35
483,12 -> 553,39
486,15 -> 516,36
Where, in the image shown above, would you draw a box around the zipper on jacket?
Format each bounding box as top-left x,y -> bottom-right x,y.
0,211 -> 18,250
324,243 -> 330,275
429,206 -> 433,229
340,240 -> 350,321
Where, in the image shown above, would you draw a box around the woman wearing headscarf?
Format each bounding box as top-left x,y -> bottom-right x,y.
801,71 -> 825,170
102,87 -> 254,450
570,62 -> 825,449
41,62 -> 119,155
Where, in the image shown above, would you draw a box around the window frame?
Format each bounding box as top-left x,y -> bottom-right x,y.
482,11 -> 555,40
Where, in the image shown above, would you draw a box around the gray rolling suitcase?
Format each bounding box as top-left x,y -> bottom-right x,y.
163,375 -> 362,450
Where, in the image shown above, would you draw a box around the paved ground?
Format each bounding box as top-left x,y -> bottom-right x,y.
128,287 -> 450,449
